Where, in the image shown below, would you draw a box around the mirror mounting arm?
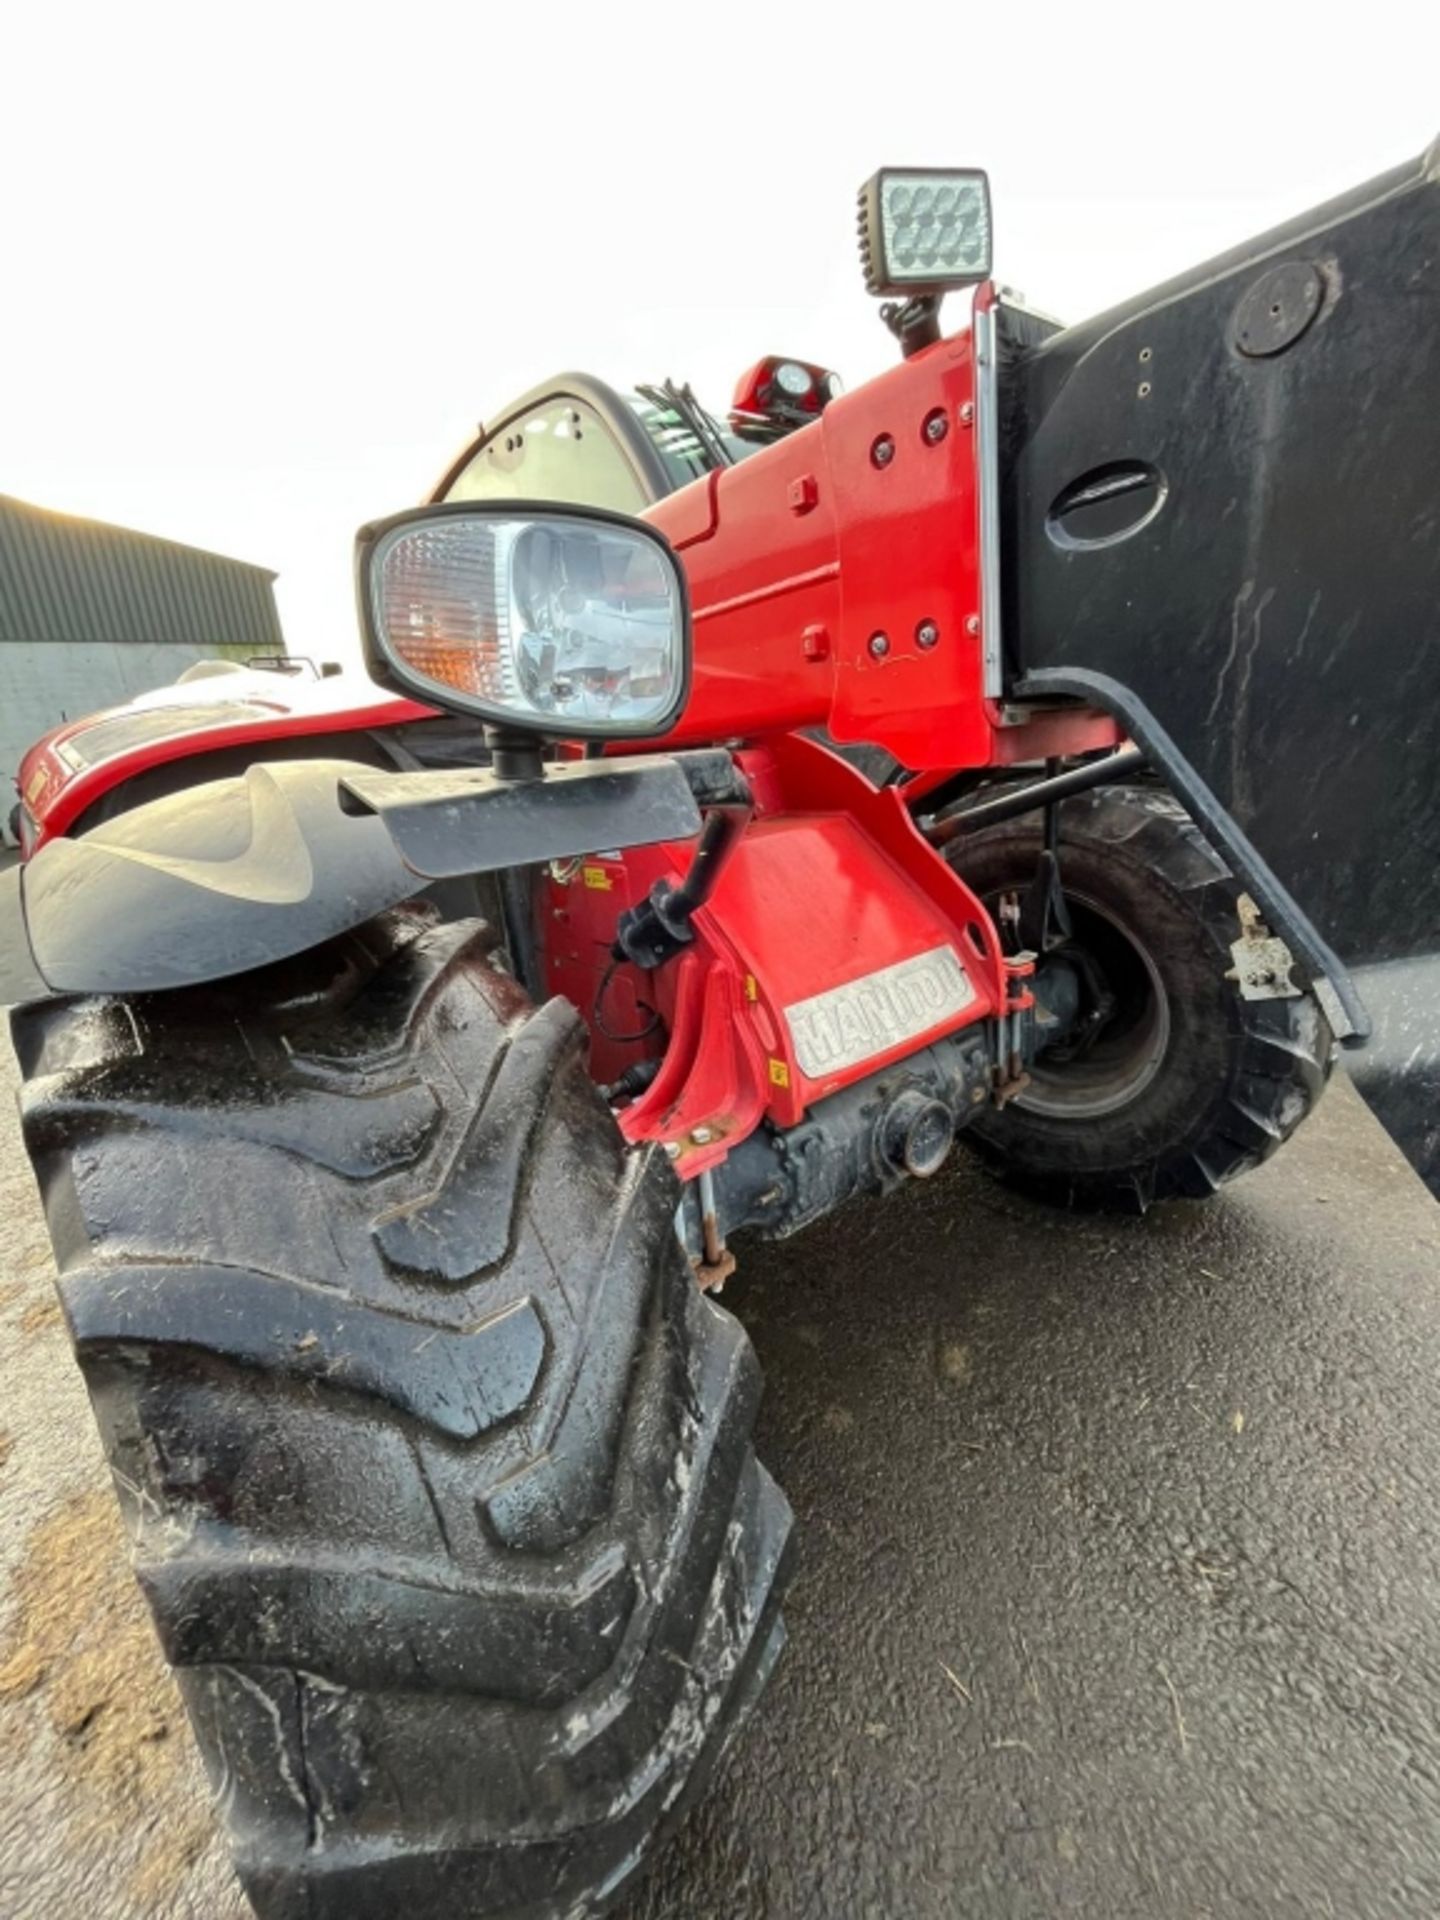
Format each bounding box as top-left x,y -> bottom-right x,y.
485,725 -> 547,783
881,293 -> 943,359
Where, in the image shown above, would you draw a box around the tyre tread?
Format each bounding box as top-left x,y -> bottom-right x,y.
948,785 -> 1333,1213
10,913 -> 791,1918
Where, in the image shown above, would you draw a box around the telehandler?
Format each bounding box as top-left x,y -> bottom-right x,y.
3,143 -> 1437,1918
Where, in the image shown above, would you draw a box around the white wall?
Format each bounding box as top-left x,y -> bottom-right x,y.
0,642 -> 220,790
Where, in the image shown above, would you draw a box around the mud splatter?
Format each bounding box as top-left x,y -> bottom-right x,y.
938,1340 -> 973,1387
0,1489 -> 215,1904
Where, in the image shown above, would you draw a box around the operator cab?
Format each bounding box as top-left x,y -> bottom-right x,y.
434,377 -> 742,515
431,364 -> 843,518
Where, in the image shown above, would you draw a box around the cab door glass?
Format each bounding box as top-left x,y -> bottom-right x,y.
443,398 -> 649,512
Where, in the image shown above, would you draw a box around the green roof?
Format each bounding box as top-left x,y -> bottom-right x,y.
0,494 -> 283,650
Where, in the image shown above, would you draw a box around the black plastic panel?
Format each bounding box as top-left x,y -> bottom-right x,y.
1003,143 -> 1440,974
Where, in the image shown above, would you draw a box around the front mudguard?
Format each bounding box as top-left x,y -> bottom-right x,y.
0,753 -> 716,1002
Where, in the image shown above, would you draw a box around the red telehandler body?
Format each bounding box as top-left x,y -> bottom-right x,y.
2,147 -> 1436,1919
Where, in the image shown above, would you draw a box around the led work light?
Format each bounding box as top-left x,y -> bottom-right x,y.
857,167 -> 993,297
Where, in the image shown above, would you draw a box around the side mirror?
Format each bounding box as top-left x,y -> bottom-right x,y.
356,500 -> 690,739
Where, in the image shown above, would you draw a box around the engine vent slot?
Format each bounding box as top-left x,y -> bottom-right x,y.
1046,461 -> 1167,551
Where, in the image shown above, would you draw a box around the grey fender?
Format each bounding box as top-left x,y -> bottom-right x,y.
0,753 -> 708,1003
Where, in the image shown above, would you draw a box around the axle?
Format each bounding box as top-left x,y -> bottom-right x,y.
675,953 -> 1081,1281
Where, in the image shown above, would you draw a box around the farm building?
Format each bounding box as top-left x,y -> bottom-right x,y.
0,493 -> 285,790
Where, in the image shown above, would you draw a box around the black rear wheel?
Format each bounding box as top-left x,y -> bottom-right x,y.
10,910 -> 791,1918
948,785 -> 1334,1211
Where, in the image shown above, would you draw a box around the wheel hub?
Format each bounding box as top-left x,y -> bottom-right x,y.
1017,890 -> 1172,1120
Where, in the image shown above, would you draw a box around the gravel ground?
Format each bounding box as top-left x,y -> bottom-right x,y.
2,989 -> 1438,1918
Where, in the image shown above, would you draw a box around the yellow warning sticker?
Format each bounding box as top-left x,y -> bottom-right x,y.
744,974 -> 759,1002
768,1058 -> 791,1088
582,866 -> 614,891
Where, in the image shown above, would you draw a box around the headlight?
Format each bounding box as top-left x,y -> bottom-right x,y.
359,504 -> 689,738
857,167 -> 992,297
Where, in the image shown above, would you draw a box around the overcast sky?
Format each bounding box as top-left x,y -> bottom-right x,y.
2,1 -> 1435,661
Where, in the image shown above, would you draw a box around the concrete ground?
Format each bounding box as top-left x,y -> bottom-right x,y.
2,998 -> 1439,1917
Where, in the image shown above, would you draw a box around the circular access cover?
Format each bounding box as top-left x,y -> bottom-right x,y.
1232,261 -> 1324,357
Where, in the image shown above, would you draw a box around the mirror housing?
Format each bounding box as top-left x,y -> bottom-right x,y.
356,500 -> 691,740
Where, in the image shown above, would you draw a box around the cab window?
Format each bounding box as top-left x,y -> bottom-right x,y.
627,390 -> 747,488
443,397 -> 649,512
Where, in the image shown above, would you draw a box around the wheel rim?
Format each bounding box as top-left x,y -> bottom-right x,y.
1011,888 -> 1173,1120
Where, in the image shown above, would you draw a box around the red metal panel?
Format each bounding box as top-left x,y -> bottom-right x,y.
697,811 -> 986,1107
20,680 -> 433,846
541,735 -> 1003,1171
660,469 -> 722,549
646,310 -> 987,769
823,332 -> 988,768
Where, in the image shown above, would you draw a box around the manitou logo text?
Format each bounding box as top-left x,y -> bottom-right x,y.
784,946 -> 976,1079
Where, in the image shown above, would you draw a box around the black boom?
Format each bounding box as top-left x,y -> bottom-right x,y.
1001,140 -> 1440,1195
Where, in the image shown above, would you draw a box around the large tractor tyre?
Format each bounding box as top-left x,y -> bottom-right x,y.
947,785 -> 1334,1212
10,910 -> 792,1919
